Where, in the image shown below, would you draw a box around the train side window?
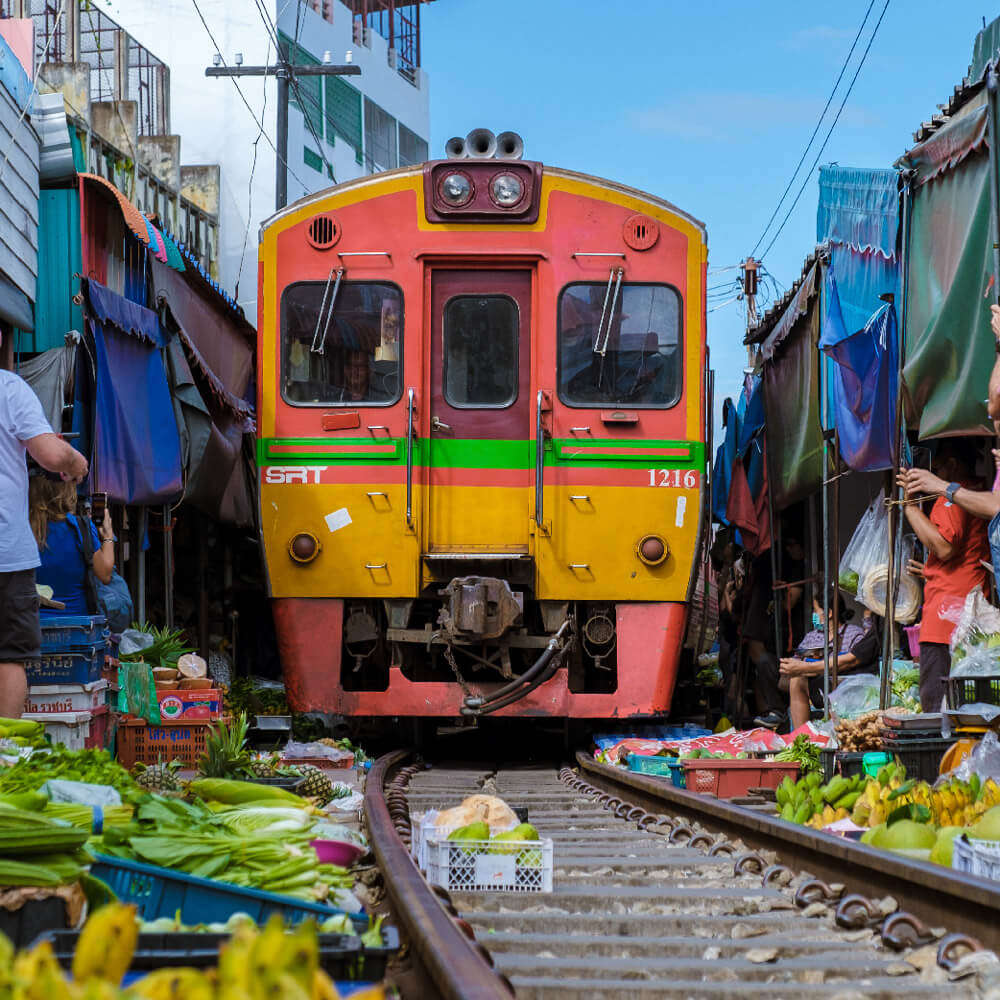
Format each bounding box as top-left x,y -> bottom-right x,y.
280,281 -> 403,406
557,282 -> 682,408
443,295 -> 519,408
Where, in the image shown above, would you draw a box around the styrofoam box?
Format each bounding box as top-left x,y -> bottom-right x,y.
25,680 -> 108,715
22,707 -> 108,751
425,837 -> 553,893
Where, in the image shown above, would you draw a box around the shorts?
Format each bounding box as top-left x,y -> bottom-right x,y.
0,569 -> 41,663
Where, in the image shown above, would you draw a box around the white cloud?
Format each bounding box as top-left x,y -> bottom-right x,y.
628,92 -> 882,142
781,25 -> 854,51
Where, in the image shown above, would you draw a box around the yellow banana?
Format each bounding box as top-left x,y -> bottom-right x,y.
280,920 -> 319,992
129,967 -> 214,1000
311,969 -> 342,1000
72,903 -> 138,986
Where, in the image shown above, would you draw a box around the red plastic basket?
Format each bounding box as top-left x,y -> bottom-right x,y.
116,717 -> 229,769
680,759 -> 801,798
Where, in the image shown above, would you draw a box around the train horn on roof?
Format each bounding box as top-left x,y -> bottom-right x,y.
495,131 -> 524,160
444,135 -> 467,159
465,128 -> 497,158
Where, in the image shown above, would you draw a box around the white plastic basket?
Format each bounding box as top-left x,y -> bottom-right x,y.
953,835 -> 1000,880
411,811 -> 464,871
425,838 -> 553,893
25,680 -> 108,715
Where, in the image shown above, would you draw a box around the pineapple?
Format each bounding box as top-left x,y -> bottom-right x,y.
249,754 -> 280,778
198,714 -> 253,778
292,763 -> 334,805
134,758 -> 183,792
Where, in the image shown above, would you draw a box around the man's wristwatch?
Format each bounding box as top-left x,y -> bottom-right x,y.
945,482 -> 961,505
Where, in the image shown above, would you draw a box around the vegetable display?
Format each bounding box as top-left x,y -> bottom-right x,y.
120,626 -> 195,671
773,734 -> 821,773
0,803 -> 91,887
89,793 -> 354,902
0,748 -> 137,796
834,711 -> 882,752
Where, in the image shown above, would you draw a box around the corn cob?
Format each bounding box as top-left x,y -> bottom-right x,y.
187,778 -> 302,805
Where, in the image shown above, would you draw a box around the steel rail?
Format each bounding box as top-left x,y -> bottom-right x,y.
364,750 -> 513,1000
577,751 -> 1000,951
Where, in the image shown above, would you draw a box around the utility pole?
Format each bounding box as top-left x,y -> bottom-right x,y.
741,257 -> 760,365
206,46 -> 360,211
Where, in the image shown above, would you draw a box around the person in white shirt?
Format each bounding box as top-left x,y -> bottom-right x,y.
0,331 -> 88,717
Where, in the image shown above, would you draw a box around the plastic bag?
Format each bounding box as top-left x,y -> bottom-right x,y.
827,673 -> 880,720
42,779 -> 121,807
946,588 -> 1000,676
839,492 -> 888,595
947,730 -> 1000,783
859,535 -> 922,623
117,662 -> 162,724
119,629 -> 154,657
282,740 -> 353,764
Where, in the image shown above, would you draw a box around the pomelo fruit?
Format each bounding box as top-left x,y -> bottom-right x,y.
929,827 -> 964,866
968,805 -> 1000,841
879,819 -> 936,850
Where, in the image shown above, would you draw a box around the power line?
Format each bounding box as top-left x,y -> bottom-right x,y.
759,0 -> 892,262
749,0 -> 877,259
250,0 -> 337,182
188,0 -> 310,192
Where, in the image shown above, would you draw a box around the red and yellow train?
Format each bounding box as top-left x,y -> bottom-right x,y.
256,129 -> 709,721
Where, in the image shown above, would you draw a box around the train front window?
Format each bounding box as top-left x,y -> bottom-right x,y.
443,295 -> 519,408
557,282 -> 682,408
280,281 -> 402,406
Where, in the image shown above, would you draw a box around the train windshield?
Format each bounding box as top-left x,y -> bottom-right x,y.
443,295 -> 519,407
557,282 -> 681,408
280,281 -> 402,405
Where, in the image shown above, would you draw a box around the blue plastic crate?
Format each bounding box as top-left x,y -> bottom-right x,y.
26,644 -> 106,685
90,854 -> 367,930
666,760 -> 686,788
627,753 -> 674,777
39,615 -> 108,652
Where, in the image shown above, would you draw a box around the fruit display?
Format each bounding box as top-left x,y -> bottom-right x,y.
0,903 -> 386,998
775,771 -> 865,827
834,711 -> 883,752
447,821 -> 543,864
773,734 -> 822,773
121,626 -> 195,672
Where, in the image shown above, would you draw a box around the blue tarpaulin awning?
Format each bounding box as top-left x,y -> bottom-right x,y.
83,279 -> 182,505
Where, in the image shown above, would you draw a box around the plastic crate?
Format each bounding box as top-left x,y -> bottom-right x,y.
879,735 -> 955,783
952,835 -> 1000,881
411,811 -> 463,871
681,759 -> 801,798
949,675 -> 1000,709
89,854 -> 365,928
116,718 -> 227,769
39,615 -> 108,652
25,679 -> 108,715
666,760 -> 686,788
627,753 -> 674,776
425,838 -> 553,893
37,926 -> 399,981
25,645 -> 106,685
23,706 -> 109,750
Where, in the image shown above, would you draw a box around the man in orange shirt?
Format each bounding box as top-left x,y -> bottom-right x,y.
897,439 -> 990,711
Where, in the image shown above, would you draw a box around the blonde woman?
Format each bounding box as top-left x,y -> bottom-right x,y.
29,476 -> 113,616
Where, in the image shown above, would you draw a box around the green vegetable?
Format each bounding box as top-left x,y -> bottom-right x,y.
0,748 -> 136,796
188,778 -> 303,805
360,915 -> 384,949
774,734 -> 821,774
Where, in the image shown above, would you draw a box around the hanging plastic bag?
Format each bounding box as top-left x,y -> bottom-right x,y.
839,492 -> 889,597
946,730 -> 1000,783
827,673 -> 881,720
117,661 -> 162,724
945,588 -> 1000,677
859,534 -> 922,623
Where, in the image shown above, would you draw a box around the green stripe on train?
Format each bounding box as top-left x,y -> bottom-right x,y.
257,437 -> 705,470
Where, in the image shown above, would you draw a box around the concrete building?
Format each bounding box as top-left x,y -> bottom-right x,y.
101,0 -> 433,319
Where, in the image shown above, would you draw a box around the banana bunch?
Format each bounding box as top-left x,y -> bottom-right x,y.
848,762 -> 909,827
929,775 -> 1000,829
0,904 -> 386,1000
776,771 -> 865,826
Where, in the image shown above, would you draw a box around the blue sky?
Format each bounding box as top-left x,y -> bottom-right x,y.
422,1 -> 988,422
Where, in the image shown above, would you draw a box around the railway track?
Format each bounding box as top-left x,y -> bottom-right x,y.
365,750 -> 1000,998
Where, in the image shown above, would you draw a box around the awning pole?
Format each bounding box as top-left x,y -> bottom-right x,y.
987,64 -> 1000,305
831,430 -> 842,690
163,503 -> 174,630
821,345 -> 831,715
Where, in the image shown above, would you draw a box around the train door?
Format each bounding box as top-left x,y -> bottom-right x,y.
426,270 -> 532,553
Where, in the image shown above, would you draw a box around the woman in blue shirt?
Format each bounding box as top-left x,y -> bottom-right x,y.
29,476 -> 114,616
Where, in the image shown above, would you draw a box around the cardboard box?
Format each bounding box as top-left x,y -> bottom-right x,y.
156,688 -> 222,721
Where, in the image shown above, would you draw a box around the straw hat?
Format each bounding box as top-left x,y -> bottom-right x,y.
860,565 -> 922,624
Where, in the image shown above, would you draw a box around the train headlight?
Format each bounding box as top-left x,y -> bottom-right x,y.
636,534 -> 668,566
439,171 -> 473,206
288,532 -> 321,564
490,172 -> 524,207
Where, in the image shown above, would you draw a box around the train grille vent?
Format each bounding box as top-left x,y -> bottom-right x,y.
307,214 -> 341,250
623,214 -> 659,251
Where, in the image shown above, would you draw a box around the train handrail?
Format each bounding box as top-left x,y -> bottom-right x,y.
406,388 -> 415,528
535,389 -> 545,528
365,751 -> 513,1000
